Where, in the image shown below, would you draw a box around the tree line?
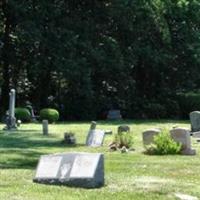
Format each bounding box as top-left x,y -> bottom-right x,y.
1,0 -> 200,120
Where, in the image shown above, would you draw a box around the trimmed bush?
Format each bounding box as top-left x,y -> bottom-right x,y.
15,107 -> 31,122
145,130 -> 182,155
40,108 -> 59,123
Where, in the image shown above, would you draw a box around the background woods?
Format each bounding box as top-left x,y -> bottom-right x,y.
1,0 -> 200,120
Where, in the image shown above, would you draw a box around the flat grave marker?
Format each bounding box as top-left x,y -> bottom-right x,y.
34,152 -> 104,188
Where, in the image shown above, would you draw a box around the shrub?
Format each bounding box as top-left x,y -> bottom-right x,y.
113,131 -> 133,148
15,107 -> 31,122
145,130 -> 182,155
40,108 -> 59,123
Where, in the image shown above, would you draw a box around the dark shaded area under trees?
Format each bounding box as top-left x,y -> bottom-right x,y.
1,0 -> 200,120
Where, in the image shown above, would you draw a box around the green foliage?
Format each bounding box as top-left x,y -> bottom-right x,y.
113,131 -> 133,148
40,108 -> 59,123
15,108 -> 31,122
1,1 -> 200,119
144,103 -> 166,119
145,130 -> 182,155
178,92 -> 200,118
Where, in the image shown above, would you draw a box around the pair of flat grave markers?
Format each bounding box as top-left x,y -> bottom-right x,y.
34,152 -> 104,188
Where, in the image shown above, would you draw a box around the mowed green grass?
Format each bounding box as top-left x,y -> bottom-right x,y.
0,120 -> 200,200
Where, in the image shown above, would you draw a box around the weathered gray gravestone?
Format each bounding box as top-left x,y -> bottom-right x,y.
142,129 -> 161,146
170,128 -> 196,155
107,110 -> 122,120
90,121 -> 97,130
33,152 -> 104,188
86,129 -> 105,147
42,120 -> 48,135
118,125 -> 130,134
190,111 -> 200,132
3,89 -> 17,130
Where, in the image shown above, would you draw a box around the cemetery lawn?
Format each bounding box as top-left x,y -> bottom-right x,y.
0,120 -> 200,200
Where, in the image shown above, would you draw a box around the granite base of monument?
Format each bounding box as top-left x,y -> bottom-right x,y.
33,152 -> 104,188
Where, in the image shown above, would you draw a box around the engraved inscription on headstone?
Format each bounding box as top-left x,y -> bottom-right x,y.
86,129 -> 105,147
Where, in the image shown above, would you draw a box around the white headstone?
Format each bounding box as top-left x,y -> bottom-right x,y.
34,152 -> 104,188
142,129 -> 161,146
170,128 -> 196,155
86,129 -> 105,147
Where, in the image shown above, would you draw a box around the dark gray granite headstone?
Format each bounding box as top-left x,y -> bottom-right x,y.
86,129 -> 105,147
107,110 -> 122,120
190,111 -> 200,132
118,125 -> 130,133
33,152 -> 104,188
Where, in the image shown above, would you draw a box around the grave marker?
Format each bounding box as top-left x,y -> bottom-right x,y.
107,110 -> 122,120
190,111 -> 200,132
86,129 -> 105,147
42,120 -> 48,135
142,129 -> 161,146
118,125 -> 130,134
170,128 -> 196,155
34,152 -> 104,188
3,89 -> 17,130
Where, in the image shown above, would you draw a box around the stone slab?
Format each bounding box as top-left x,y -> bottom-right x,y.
34,152 -> 104,188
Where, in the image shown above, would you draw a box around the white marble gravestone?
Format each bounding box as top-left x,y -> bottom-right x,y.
170,128 -> 196,155
142,128 -> 161,146
190,111 -> 200,132
86,129 -> 105,147
34,152 -> 104,188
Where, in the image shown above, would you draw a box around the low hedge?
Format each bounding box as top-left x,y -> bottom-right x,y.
15,107 -> 31,122
40,108 -> 59,123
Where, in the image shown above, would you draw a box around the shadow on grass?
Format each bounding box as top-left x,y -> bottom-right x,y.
0,149 -> 41,169
0,129 -> 87,169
